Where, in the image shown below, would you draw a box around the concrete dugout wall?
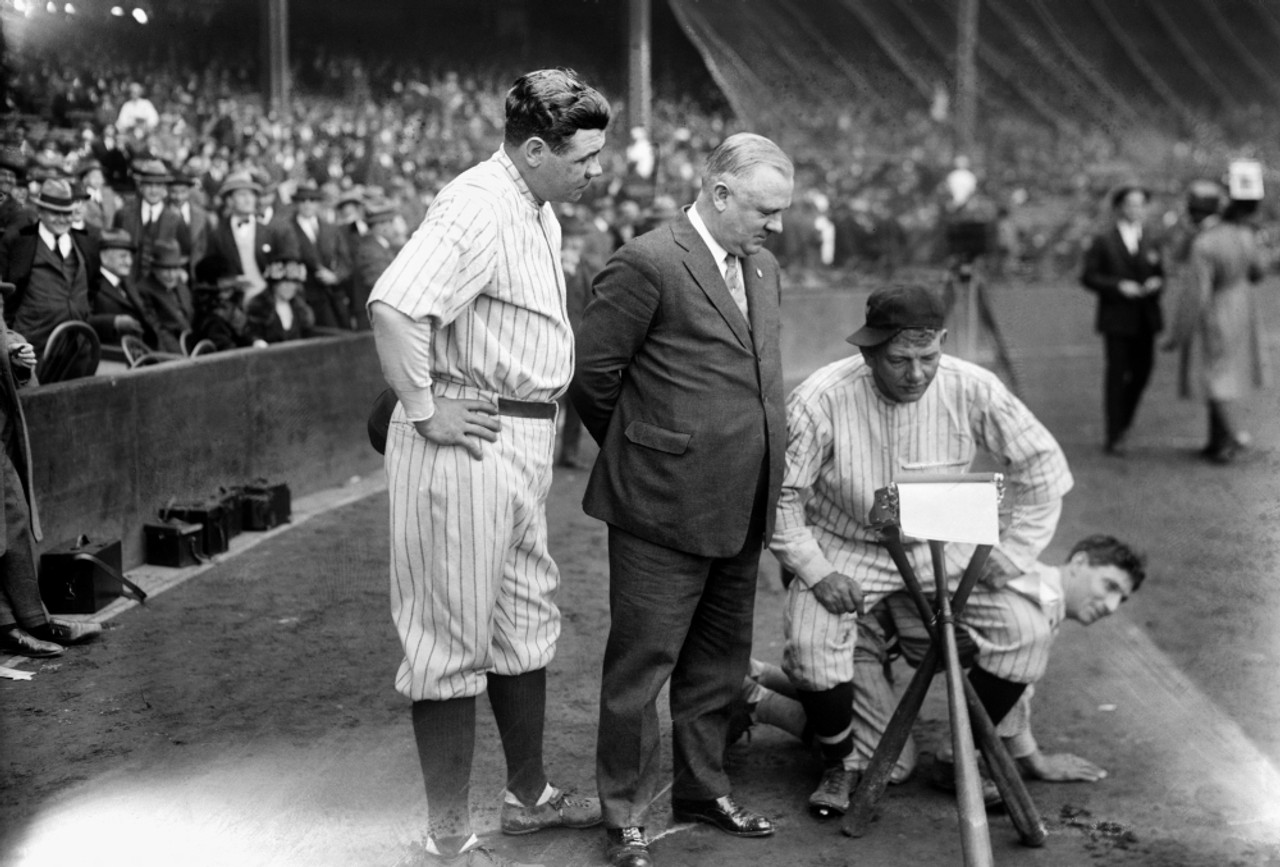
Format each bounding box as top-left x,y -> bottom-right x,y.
20,289 -> 874,570
23,333 -> 387,568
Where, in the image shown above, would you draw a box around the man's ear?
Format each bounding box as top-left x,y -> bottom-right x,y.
938,328 -> 949,346
519,137 -> 548,169
1066,550 -> 1090,568
710,180 -> 731,213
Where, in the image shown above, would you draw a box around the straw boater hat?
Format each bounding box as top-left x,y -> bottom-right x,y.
167,166 -> 199,187
218,172 -> 263,198
32,178 -> 76,213
336,186 -> 365,208
1109,182 -> 1150,209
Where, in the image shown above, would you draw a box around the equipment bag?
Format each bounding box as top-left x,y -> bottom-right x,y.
39,535 -> 147,614
144,519 -> 206,568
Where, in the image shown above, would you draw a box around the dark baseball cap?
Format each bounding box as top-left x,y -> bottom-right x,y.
846,284 -> 947,347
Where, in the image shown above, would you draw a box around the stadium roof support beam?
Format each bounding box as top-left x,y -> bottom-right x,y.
262,0 -> 289,117
773,4 -> 889,114
835,0 -> 935,104
628,0 -> 652,134
1193,0 -> 1280,103
1022,0 -> 1154,133
955,0 -> 978,158
1142,0 -> 1242,114
666,0 -> 763,123
1082,0 -> 1199,133
982,0 -> 1127,135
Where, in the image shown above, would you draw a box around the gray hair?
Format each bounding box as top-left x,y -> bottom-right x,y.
704,133 -> 793,187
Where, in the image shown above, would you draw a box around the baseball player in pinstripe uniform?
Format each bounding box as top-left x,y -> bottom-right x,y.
738,534 -> 1146,796
769,282 -> 1075,819
368,69 -> 610,867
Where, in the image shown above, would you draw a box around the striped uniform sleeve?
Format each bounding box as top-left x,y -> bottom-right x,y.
971,374 -> 1074,576
368,188 -> 499,420
770,386 -> 839,589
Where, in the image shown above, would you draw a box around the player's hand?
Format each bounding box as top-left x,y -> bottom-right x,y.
1117,280 -> 1143,298
811,572 -> 864,616
413,396 -> 502,461
1017,750 -> 1107,782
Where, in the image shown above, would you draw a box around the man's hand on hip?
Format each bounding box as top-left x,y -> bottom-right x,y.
812,572 -> 864,616
413,397 -> 501,460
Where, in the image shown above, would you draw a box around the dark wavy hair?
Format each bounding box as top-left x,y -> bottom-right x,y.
504,68 -> 611,154
1068,534 -> 1147,591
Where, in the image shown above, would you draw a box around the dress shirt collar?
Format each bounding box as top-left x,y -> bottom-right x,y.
38,222 -> 62,254
687,203 -> 732,279
102,270 -> 121,287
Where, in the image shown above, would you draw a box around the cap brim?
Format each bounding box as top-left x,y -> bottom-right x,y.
845,326 -> 896,347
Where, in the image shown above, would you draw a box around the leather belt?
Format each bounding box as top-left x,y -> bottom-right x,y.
497,397 -> 557,419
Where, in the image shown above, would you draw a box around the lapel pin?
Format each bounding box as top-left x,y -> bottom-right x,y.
756,267 -> 762,278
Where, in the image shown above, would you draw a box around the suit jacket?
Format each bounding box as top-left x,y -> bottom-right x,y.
83,186 -> 121,230
351,233 -> 395,328
112,199 -> 192,277
136,274 -> 193,355
172,201 -> 213,279
196,215 -> 300,287
570,212 -> 787,558
0,223 -> 102,329
290,212 -> 352,289
93,271 -> 165,348
1081,222 -> 1165,336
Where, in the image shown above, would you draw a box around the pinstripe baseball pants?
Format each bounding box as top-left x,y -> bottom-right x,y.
783,559 -> 1053,692
386,395 -> 561,702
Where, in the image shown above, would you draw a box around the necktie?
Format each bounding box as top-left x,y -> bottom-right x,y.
724,254 -> 749,324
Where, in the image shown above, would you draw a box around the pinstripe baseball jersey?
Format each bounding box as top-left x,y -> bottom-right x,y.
774,352 -> 1073,691
369,148 -> 570,421
369,147 -> 570,701
770,352 -> 1073,596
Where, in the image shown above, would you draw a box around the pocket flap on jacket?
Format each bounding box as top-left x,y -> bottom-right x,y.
625,420 -> 691,455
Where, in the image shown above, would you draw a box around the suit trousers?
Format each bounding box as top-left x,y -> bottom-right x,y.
0,451 -> 45,629
1103,332 -> 1156,444
596,523 -> 762,828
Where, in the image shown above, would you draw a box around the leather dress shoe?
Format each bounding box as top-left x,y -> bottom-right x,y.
604,827 -> 652,867
670,795 -> 774,837
40,618 -> 103,644
0,625 -> 64,658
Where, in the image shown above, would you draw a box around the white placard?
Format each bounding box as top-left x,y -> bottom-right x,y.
1228,159 -> 1264,201
896,480 -> 1001,544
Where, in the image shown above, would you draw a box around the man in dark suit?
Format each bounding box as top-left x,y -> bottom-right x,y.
111,158 -> 191,280
0,178 -> 104,380
571,133 -> 793,867
1081,184 -> 1165,455
350,199 -> 399,331
0,283 -> 101,657
289,183 -> 352,329
196,172 -> 299,304
167,166 -> 212,285
93,228 -> 161,350
137,239 -> 194,355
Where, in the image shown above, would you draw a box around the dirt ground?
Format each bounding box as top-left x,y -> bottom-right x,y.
1,277 -> 1279,867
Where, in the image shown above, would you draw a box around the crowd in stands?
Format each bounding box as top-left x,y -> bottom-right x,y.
0,33 -> 1275,383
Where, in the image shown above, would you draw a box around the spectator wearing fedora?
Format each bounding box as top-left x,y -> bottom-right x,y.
245,251 -> 316,345
350,199 -> 399,330
0,178 -> 103,362
69,181 -> 102,245
197,171 -> 299,302
1081,183 -> 1165,456
76,158 -> 120,230
0,280 -> 102,658
289,182 -> 353,330
112,158 -> 192,281
137,238 -> 193,354
93,228 -> 161,350
336,186 -> 367,246
167,165 -> 212,283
